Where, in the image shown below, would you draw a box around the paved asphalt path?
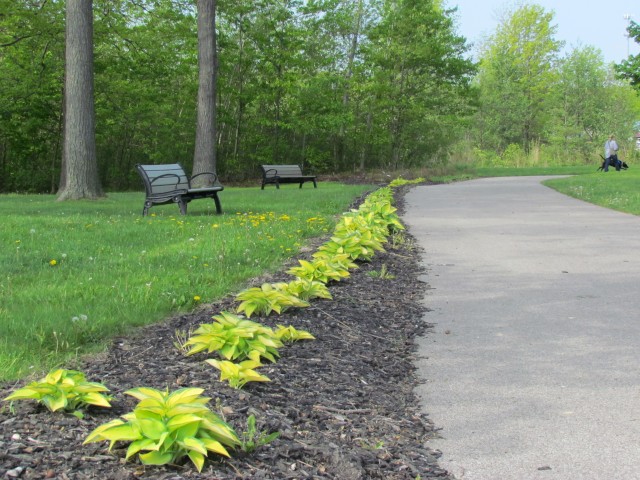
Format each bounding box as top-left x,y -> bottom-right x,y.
402,177 -> 640,480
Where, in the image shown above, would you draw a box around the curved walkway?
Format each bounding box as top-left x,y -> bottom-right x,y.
403,177 -> 640,480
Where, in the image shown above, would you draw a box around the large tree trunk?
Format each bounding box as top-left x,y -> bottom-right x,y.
192,0 -> 217,186
57,0 -> 103,200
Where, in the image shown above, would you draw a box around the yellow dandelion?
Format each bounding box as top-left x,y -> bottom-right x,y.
193,295 -> 201,302
49,259 -> 57,266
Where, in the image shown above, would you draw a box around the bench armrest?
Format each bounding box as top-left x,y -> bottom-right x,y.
190,171 -> 220,185
263,168 -> 278,177
149,173 -> 182,189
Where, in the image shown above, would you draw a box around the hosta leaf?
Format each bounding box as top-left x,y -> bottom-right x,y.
44,369 -> 66,384
139,450 -> 173,466
187,450 -> 205,472
125,387 -> 166,402
138,418 -> 167,440
167,413 -> 202,430
166,403 -> 210,418
166,388 -> 205,408
181,436 -> 207,455
81,392 -> 112,408
201,437 -> 231,457
73,382 -> 110,393
88,422 -> 140,444
84,419 -> 126,444
200,418 -> 240,446
174,421 -> 200,440
3,387 -> 40,401
42,393 -> 67,412
125,438 -> 157,459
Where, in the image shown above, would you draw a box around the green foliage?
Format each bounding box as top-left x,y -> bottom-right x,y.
84,387 -> 239,472
206,351 -> 271,389
239,414 -> 280,453
184,311 -> 283,363
4,369 -> 111,417
236,283 -> 309,318
615,20 -> 640,90
273,278 -> 332,301
274,325 -> 316,343
287,256 -> 354,284
388,177 -> 425,187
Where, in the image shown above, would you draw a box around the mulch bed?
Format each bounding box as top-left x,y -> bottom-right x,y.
0,187 -> 453,480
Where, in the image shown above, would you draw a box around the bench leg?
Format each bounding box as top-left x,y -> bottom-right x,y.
313,179 -> 317,188
212,193 -> 222,214
177,197 -> 188,215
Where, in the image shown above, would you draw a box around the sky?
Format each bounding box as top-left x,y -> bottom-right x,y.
445,0 -> 640,64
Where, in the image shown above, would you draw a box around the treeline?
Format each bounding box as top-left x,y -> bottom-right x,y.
470,4 -> 640,167
2,1 -> 640,194
0,0 -> 476,193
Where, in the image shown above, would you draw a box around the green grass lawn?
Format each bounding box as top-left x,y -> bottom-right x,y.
0,183 -> 373,382
544,169 -> 640,215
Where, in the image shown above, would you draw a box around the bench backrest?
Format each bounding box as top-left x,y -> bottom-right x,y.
136,164 -> 189,195
261,164 -> 304,178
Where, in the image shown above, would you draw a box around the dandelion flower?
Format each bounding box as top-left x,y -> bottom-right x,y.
193,295 -> 201,302
49,259 -> 57,266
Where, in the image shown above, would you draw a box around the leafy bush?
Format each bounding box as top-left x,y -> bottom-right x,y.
84,387 -> 240,472
287,255 -> 355,283
183,311 -> 283,363
236,283 -> 309,317
206,351 -> 271,389
3,369 -> 111,417
273,278 -> 332,301
274,325 -> 316,343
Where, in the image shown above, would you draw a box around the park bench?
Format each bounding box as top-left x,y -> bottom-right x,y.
260,164 -> 317,190
135,163 -> 223,216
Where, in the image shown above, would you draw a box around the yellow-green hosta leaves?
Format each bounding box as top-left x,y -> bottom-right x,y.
184,311 -> 283,363
274,325 -> 315,343
236,283 -> 309,317
206,351 -> 271,389
3,369 -> 111,416
274,278 -> 332,301
84,387 -> 240,472
287,255 -> 354,284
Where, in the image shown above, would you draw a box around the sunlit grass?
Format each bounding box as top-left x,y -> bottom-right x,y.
0,183 -> 373,381
543,170 -> 640,215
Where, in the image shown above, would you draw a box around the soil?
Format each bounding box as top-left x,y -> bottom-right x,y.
0,186 -> 453,480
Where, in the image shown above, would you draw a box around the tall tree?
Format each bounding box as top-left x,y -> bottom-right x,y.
192,0 -> 217,185
475,4 -> 562,152
58,0 -> 103,200
615,20 -> 640,91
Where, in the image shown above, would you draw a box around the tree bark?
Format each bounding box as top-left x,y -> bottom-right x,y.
57,0 -> 103,200
192,0 -> 217,186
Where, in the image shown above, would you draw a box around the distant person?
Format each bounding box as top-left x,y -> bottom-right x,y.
604,134 -> 621,171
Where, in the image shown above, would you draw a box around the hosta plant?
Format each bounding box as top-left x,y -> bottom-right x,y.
236,283 -> 309,317
274,325 -> 316,343
206,350 -> 271,389
316,230 -> 385,262
287,254 -> 355,284
272,278 -> 332,301
184,311 -> 283,363
3,369 -> 111,417
84,387 -> 240,472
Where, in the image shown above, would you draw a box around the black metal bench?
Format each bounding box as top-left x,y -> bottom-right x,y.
135,163 -> 224,216
260,164 -> 317,190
